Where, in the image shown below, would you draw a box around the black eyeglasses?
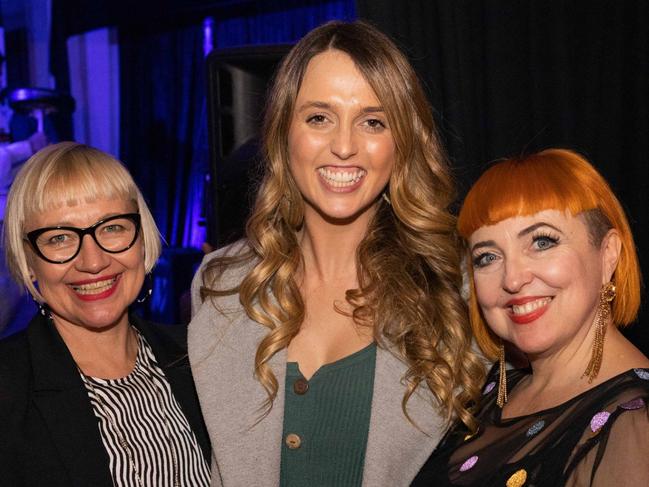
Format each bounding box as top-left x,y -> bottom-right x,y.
25,213 -> 141,264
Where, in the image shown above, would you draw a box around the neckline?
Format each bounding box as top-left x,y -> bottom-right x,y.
497,367 -> 649,422
81,330 -> 146,384
287,341 -> 376,380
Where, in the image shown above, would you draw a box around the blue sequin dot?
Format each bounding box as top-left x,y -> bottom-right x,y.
634,368 -> 649,380
526,419 -> 545,437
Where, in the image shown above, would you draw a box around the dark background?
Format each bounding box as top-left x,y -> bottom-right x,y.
356,0 -> 648,354
7,1 -> 647,353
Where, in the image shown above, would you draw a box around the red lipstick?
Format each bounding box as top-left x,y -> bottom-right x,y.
506,296 -> 551,325
69,274 -> 120,302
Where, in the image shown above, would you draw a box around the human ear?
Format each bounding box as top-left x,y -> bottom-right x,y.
600,228 -> 621,284
24,245 -> 35,280
26,260 -> 37,282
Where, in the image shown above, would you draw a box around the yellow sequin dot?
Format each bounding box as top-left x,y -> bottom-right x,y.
464,428 -> 479,441
506,469 -> 527,487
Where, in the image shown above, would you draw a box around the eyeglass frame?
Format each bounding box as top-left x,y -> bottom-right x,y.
25,213 -> 142,264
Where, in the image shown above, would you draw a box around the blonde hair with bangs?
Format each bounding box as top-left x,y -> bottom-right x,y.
458,148 -> 641,359
4,141 -> 161,301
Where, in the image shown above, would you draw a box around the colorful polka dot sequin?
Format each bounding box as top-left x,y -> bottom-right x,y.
506,469 -> 527,487
590,411 -> 610,433
634,369 -> 649,380
464,428 -> 479,442
483,381 -> 496,394
526,420 -> 545,437
459,455 -> 478,472
620,397 -> 645,410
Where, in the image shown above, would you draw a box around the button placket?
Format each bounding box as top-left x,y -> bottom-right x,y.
284,372 -> 309,454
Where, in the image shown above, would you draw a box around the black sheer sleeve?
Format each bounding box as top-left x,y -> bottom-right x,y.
565,389 -> 649,486
412,368 -> 649,487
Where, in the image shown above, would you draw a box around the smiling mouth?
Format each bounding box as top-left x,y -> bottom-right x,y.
317,167 -> 366,188
510,297 -> 552,316
70,276 -> 118,295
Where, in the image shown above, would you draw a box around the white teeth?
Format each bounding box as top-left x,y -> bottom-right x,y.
511,297 -> 551,315
317,167 -> 366,187
71,277 -> 117,295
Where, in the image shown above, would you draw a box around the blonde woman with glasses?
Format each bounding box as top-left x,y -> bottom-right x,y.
0,142 -> 211,486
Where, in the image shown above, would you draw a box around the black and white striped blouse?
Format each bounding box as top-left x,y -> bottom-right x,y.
80,331 -> 211,487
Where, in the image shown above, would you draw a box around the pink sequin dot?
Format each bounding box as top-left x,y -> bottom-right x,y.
590,411 -> 610,432
459,455 -> 479,472
620,397 -> 645,410
483,382 -> 496,394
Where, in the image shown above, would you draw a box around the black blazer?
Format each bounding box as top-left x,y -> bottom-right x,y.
0,312 -> 210,487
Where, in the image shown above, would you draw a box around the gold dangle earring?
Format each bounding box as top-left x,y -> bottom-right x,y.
497,340 -> 508,408
582,282 -> 616,383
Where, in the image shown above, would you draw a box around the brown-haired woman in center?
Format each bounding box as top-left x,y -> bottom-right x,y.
189,21 -> 485,486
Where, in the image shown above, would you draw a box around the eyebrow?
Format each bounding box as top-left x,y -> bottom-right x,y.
40,212 -> 127,228
518,222 -> 563,237
470,222 -> 564,252
296,101 -> 385,114
470,240 -> 496,252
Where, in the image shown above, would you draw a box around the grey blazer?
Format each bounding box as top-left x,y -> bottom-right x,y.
189,245 -> 446,486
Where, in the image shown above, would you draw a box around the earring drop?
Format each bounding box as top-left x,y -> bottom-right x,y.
582,282 -> 616,382
497,341 -> 508,408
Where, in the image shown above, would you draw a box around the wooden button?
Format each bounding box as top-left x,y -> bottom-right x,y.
285,433 -> 302,449
293,378 -> 309,395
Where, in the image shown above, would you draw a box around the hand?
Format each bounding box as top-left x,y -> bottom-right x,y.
28,131 -> 48,153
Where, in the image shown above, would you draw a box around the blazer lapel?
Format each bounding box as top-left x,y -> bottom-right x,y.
362,346 -> 446,487
28,315 -> 113,487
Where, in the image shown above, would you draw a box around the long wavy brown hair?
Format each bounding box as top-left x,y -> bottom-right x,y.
200,20 -> 485,429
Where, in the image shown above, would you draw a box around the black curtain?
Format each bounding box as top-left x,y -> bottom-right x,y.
118,25 -> 208,323
119,25 -> 206,247
356,0 -> 649,354
113,1 -> 356,322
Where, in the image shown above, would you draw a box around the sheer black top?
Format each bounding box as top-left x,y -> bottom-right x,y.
412,367 -> 649,486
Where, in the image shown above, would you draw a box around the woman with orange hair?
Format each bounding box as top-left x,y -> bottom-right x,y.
413,148 -> 649,486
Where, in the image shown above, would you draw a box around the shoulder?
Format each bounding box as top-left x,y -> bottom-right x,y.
594,368 -> 649,431
131,314 -> 188,363
191,239 -> 257,317
138,317 -> 186,343
207,239 -> 251,258
0,330 -> 31,412
188,242 -> 266,366
199,239 -> 257,286
0,329 -> 30,373
565,369 -> 649,483
599,368 -> 649,405
566,368 -> 649,433
0,327 -> 29,353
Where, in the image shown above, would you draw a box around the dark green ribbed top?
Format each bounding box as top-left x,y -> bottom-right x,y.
279,342 -> 377,487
